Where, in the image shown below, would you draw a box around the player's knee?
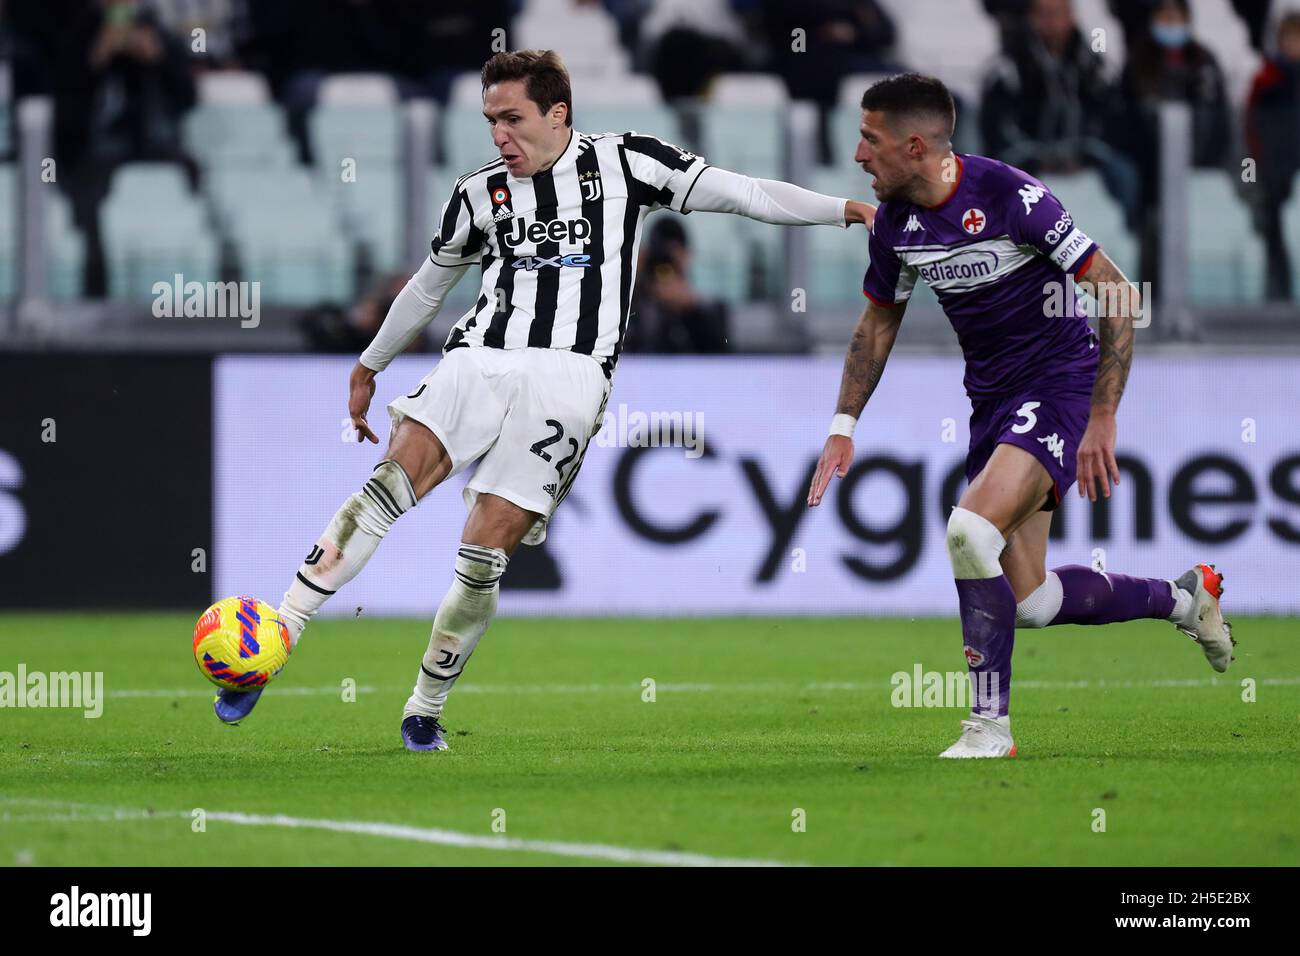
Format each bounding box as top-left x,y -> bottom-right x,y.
454,543 -> 508,591
1015,571 -> 1063,628
946,507 -> 1007,579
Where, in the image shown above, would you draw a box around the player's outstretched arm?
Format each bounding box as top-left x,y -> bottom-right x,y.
684,166 -> 875,228
1075,250 -> 1137,501
348,257 -> 469,444
807,298 -> 907,507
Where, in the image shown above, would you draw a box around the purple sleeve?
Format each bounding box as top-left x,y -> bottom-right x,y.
1009,181 -> 1098,276
862,219 -> 915,305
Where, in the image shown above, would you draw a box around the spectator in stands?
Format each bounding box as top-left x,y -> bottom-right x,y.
980,0 -> 1140,228
759,0 -> 899,164
639,0 -> 750,100
8,0 -> 197,295
1119,0 -> 1231,286
627,217 -> 730,354
301,272 -> 430,354
1245,11 -> 1300,300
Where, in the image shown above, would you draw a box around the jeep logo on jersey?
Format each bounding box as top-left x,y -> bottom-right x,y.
502,216 -> 593,249
961,208 -> 986,235
511,254 -> 592,271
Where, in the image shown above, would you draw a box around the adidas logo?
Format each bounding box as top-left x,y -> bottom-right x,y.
493,207 -> 512,223
904,214 -> 923,233
543,482 -> 558,500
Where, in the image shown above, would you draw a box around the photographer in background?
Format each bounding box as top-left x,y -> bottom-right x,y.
626,217 -> 730,355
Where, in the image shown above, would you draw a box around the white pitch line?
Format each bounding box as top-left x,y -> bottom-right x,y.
103,676 -> 1300,699
0,798 -> 798,868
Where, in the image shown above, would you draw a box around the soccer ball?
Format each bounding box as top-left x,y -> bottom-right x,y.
192,596 -> 291,691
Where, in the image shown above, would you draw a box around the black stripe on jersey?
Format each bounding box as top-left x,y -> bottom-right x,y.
429,188 -> 465,260
622,134 -> 695,172
607,145 -> 642,378
456,157 -> 506,189
527,167 -> 561,348
446,287 -> 490,351
678,164 -> 711,213
573,137 -> 605,355
482,171 -> 515,349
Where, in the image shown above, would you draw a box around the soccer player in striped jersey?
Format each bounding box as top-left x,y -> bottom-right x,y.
807,73 -> 1235,758
212,49 -> 876,749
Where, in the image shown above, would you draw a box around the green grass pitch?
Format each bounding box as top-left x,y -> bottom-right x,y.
2,613 -> 1297,866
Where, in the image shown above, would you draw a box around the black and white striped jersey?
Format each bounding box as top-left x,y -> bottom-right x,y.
430,129 -> 708,378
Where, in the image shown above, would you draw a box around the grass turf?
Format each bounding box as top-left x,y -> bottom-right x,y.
1,613 -> 1297,866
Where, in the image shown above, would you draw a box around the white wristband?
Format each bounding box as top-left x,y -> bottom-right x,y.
829,413 -> 857,438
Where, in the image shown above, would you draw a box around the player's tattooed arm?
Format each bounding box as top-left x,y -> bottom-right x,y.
1074,251 -> 1136,501
809,300 -> 906,507
835,301 -> 906,417
1076,251 -> 1136,414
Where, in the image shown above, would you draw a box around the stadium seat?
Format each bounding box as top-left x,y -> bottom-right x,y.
197,71 -> 271,106
698,75 -> 787,181
98,162 -> 219,301
1038,171 -> 1139,281
806,167 -> 868,306
1186,170 -> 1266,303
317,73 -> 400,107
875,0 -> 1000,106
309,104 -> 401,166
183,104 -> 296,169
441,104 -> 504,175
516,0 -> 630,79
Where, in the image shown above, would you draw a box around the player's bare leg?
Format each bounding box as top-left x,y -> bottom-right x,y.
940,444 -> 1052,758
1007,499 -> 1235,672
400,493 -> 537,751
213,420 -> 450,725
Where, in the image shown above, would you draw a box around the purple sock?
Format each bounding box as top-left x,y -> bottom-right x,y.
1050,565 -> 1175,626
955,575 -> 1017,718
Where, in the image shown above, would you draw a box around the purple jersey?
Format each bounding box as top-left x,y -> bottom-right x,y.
863,153 -> 1100,399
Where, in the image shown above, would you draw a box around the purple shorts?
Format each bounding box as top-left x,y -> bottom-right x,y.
965,384 -> 1093,512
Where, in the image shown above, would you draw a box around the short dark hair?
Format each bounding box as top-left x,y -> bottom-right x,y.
860,73 -> 955,139
481,49 -> 573,127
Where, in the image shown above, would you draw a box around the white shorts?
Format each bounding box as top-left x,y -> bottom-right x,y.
387,346 -> 610,545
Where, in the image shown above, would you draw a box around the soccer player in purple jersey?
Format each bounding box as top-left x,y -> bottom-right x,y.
807,74 -> 1236,758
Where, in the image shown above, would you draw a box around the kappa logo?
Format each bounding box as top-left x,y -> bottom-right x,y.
1019,183 -> 1046,214
1038,432 -> 1065,465
963,645 -> 985,668
904,214 -> 923,233
961,208 -> 986,235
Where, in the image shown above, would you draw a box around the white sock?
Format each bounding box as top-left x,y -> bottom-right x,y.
1167,580 -> 1194,626
278,460 -> 417,647
403,544 -> 508,719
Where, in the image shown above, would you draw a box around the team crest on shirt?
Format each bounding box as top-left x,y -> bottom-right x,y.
963,645 -> 985,668
960,208 -> 986,235
579,170 -> 603,202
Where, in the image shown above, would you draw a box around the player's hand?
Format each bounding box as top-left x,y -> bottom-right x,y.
348,362 -> 380,444
808,434 -> 854,507
845,200 -> 876,230
1076,409 -> 1119,502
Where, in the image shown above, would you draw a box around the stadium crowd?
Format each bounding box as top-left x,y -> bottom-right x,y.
2,0 -> 1299,342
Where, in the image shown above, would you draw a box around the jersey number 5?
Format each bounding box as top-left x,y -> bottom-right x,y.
1011,401 -> 1041,435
